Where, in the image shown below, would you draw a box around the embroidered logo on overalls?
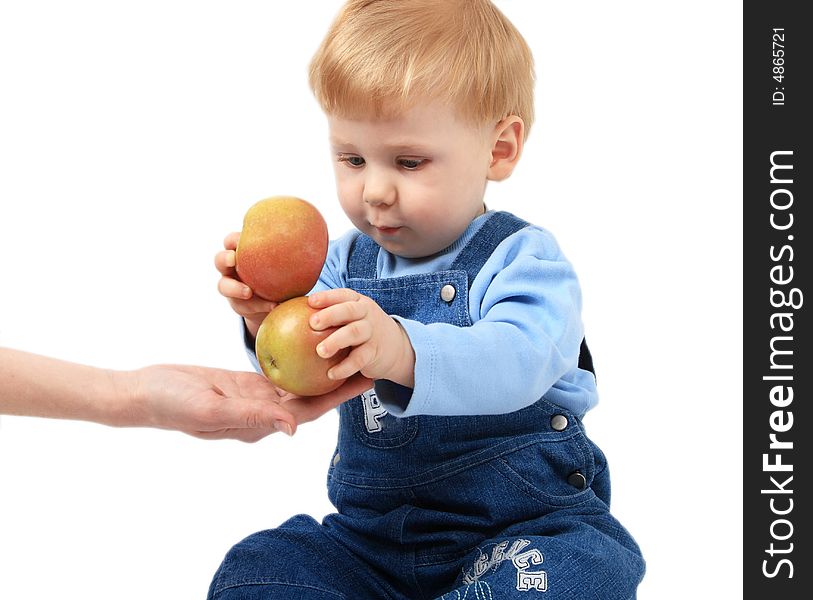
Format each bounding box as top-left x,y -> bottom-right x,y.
361,388 -> 388,433
459,539 -> 548,593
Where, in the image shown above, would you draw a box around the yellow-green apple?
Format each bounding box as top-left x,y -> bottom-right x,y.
255,296 -> 350,396
236,196 -> 329,302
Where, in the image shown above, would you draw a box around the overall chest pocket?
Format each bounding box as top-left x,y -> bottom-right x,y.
343,270 -> 470,449
348,270 -> 471,327
345,388 -> 419,448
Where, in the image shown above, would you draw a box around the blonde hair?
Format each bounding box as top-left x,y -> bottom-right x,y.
309,0 -> 535,138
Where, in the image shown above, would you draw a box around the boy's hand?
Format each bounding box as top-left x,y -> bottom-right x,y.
214,232 -> 277,338
307,289 -> 415,388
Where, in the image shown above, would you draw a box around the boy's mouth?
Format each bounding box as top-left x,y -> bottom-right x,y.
373,225 -> 402,235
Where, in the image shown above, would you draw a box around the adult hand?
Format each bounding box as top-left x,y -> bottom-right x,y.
1,348 -> 372,442
132,366 -> 373,443
132,364 -> 297,442
277,372 -> 374,425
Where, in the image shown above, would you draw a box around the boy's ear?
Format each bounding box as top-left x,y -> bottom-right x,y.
487,116 -> 524,181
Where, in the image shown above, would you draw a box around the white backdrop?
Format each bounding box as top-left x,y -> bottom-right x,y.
0,1 -> 742,598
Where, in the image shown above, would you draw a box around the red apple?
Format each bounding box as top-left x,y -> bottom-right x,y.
236,196 -> 329,302
255,296 -> 349,396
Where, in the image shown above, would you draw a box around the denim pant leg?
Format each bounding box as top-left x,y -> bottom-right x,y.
434,515 -> 645,600
207,514 -> 394,600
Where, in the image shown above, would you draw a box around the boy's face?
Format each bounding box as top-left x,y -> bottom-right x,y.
327,101 -> 494,258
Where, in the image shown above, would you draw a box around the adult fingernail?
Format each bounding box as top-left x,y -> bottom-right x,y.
274,420 -> 293,436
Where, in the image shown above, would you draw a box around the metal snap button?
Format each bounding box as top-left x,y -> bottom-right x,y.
332,453 -> 341,466
440,284 -> 456,302
567,471 -> 587,489
550,414 -> 568,431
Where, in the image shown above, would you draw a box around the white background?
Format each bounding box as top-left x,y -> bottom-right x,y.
0,1 -> 742,598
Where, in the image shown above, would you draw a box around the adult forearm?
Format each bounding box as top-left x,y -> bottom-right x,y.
0,347 -> 133,425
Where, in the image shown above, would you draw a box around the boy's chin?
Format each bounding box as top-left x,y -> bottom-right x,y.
371,232 -> 422,258
363,224 -> 453,258
379,239 -> 446,260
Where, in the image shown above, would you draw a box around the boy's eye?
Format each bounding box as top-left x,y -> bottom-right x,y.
338,154 -> 365,167
398,158 -> 425,170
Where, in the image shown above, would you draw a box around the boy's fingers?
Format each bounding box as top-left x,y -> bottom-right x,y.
223,231 -> 241,251
317,320 -> 372,359
214,250 -> 236,274
328,344 -> 375,381
310,300 -> 367,330
218,276 -> 253,300
309,288 -> 362,308
227,297 -> 276,319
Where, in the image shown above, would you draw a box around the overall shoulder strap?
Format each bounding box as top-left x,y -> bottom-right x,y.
450,211 -> 528,288
347,233 -> 379,279
451,211 -> 597,378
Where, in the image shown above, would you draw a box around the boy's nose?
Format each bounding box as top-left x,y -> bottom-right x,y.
362,170 -> 396,206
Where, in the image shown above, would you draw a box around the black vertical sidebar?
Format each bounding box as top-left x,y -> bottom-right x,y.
743,1 -> 810,598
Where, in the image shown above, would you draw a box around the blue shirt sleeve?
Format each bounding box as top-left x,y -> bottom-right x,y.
379,226 -> 598,418
310,229 -> 357,294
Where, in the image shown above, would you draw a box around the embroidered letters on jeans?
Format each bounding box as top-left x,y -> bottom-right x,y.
361,388 -> 388,433
460,539 -> 548,592
513,546 -> 547,592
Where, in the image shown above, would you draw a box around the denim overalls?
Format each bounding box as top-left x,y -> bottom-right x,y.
208,212 -> 645,600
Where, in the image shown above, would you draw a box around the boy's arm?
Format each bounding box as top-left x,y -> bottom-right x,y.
311,227 -> 595,417
390,230 -> 592,417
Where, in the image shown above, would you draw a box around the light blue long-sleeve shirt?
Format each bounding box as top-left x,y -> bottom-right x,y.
243,210 -> 599,419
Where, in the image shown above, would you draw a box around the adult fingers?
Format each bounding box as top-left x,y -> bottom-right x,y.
187,427 -> 276,443
196,396 -> 296,437
283,374 -> 373,424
